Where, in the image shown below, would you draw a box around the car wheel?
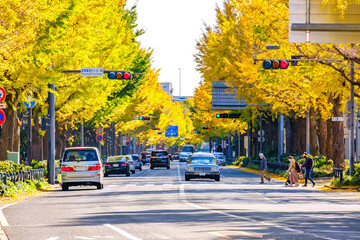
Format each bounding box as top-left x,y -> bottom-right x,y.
97,183 -> 103,189
139,166 -> 142,171
104,172 -> 108,177
150,165 -> 154,170
131,169 -> 136,174
62,183 -> 69,191
167,166 -> 170,169
126,167 -> 131,176
215,175 -> 220,182
185,176 -> 190,181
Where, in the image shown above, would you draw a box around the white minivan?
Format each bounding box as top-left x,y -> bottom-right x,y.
60,147 -> 104,191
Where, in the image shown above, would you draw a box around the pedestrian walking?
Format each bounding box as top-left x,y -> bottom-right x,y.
286,156 -> 299,187
301,152 -> 315,187
259,153 -> 271,183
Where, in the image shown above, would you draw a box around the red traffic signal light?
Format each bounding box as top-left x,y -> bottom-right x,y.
152,127 -> 160,130
262,60 -> 288,69
108,71 -> 132,80
202,126 -> 210,129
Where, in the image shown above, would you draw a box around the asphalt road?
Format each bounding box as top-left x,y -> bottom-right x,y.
1,162 -> 360,240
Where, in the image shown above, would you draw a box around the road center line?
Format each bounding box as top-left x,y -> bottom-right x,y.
0,202 -> 18,227
104,224 -> 142,240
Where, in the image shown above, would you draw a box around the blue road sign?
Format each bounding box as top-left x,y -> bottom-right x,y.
165,125 -> 178,137
24,96 -> 35,108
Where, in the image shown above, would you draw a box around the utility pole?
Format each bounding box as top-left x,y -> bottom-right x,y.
48,84 -> 55,185
350,43 -> 355,176
80,118 -> 84,147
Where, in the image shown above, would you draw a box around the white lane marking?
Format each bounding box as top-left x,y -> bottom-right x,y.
126,184 -> 136,187
144,184 -> 154,186
45,238 -> 59,240
0,202 -> 18,226
75,237 -> 92,240
104,224 -> 142,240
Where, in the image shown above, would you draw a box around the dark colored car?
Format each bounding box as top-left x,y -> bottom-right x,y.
172,152 -> 179,160
150,150 -> 170,169
131,154 -> 142,171
185,152 -> 220,181
104,155 -> 134,177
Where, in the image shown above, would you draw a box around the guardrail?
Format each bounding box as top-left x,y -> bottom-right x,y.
0,169 -> 45,185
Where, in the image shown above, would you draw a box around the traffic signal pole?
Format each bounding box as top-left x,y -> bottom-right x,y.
26,107 -> 32,165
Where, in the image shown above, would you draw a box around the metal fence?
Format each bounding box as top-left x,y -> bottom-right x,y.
0,169 -> 45,185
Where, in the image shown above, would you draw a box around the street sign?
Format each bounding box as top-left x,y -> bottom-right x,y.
24,96 -> 35,108
346,100 -> 357,112
258,136 -> 265,143
95,127 -> 103,135
0,87 -> 6,102
332,117 -> 344,121
96,134 -> 103,142
258,130 -> 265,136
165,125 -> 178,137
81,67 -> 104,77
0,103 -> 6,109
0,110 -> 5,126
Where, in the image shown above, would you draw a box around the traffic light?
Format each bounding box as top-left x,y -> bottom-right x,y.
216,113 -> 228,118
138,116 -> 150,120
195,130 -> 201,134
152,127 -> 160,130
202,126 -> 210,129
262,60 -> 289,69
108,71 -> 132,80
216,113 -> 240,118
41,117 -> 50,131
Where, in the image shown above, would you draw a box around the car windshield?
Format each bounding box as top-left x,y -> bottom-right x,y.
190,157 -> 215,165
182,146 -> 194,152
152,151 -> 168,157
107,156 -> 126,162
132,155 -> 139,160
63,149 -> 98,162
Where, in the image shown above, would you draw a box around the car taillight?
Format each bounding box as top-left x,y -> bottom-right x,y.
138,160 -> 140,163
121,163 -> 127,166
88,163 -> 101,171
105,163 -> 110,167
166,155 -> 169,158
150,156 -> 152,159
61,165 -> 74,171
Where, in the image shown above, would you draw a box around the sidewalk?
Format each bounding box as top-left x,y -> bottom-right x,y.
232,166 -> 360,192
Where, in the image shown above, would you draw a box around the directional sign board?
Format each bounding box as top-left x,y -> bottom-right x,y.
165,125 -> 178,137
24,96 -> 35,108
0,110 -> 5,126
81,67 -> 104,77
332,117 -> 344,121
0,87 -> 5,103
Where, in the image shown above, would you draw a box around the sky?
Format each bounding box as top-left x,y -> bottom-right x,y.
126,0 -> 224,97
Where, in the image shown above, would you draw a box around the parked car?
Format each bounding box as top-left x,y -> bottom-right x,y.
214,152 -> 226,166
185,152 -> 220,181
131,154 -> 142,171
104,155 -> 135,177
60,147 -> 104,191
150,150 -> 170,169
